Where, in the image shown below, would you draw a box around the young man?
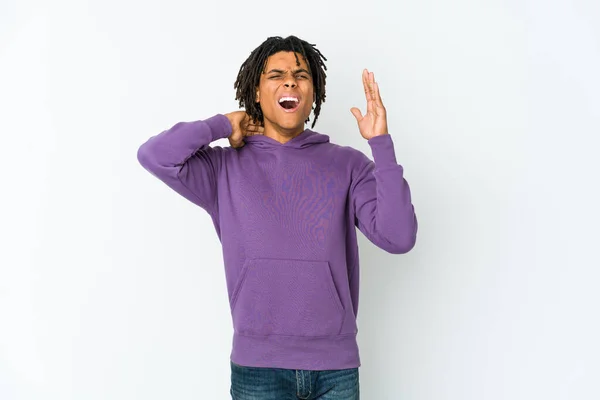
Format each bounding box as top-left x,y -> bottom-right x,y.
137,35 -> 417,399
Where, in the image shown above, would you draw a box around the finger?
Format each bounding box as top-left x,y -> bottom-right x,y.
360,70 -> 374,115
369,72 -> 376,101
247,127 -> 264,136
350,107 -> 363,122
362,69 -> 369,101
363,69 -> 373,101
365,71 -> 376,114
247,125 -> 264,134
374,81 -> 384,109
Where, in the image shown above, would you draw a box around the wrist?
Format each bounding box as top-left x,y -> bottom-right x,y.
205,114 -> 233,140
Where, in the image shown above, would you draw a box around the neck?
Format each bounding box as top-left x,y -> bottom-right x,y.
263,122 -> 305,144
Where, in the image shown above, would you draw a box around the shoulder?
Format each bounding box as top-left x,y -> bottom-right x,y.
325,141 -> 372,170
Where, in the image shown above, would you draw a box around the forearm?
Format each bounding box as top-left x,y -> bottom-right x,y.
355,134 -> 418,253
137,114 -> 231,173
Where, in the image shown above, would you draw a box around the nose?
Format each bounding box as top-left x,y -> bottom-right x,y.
284,76 -> 297,88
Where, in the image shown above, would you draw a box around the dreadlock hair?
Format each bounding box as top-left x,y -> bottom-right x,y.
233,35 -> 327,129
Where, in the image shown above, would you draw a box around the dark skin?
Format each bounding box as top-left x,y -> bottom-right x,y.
226,52 -> 388,147
254,51 -> 315,143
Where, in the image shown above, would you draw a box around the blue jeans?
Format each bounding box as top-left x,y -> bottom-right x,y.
230,361 -> 360,400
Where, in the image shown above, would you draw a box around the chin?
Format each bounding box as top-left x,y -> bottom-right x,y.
278,125 -> 304,135
273,118 -> 307,132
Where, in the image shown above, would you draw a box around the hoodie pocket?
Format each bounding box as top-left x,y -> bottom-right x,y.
230,258 -> 345,337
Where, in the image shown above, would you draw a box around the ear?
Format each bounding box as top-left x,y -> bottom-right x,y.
256,89 -> 260,103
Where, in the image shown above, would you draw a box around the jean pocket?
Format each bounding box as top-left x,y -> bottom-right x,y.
230,258 -> 345,337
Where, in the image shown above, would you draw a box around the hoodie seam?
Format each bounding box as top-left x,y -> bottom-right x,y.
234,332 -> 357,339
175,169 -> 218,215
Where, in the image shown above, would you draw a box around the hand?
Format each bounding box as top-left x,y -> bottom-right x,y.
225,111 -> 264,148
350,69 -> 389,140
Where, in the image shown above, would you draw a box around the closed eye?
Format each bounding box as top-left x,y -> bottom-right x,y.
267,74 -> 309,80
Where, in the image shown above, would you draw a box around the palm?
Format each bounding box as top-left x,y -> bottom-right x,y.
351,69 -> 388,140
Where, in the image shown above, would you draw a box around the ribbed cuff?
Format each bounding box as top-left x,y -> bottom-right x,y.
368,134 -> 397,166
204,114 -> 233,141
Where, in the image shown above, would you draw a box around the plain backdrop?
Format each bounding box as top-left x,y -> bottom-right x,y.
1,0 -> 599,399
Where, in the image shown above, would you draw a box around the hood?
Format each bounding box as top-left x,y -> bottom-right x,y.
243,129 -> 330,150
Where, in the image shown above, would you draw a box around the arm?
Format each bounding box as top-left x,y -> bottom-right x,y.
350,69 -> 417,254
351,135 -> 418,254
136,114 -> 232,215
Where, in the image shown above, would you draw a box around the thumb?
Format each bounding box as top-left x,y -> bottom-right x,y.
350,107 -> 363,122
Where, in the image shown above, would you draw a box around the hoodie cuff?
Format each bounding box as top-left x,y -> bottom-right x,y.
205,114 -> 233,141
368,134 -> 397,167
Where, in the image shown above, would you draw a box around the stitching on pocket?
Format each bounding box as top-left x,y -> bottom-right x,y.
323,261 -> 345,315
231,258 -> 346,337
230,259 -> 251,312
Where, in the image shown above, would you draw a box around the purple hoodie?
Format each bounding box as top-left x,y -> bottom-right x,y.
137,113 -> 417,370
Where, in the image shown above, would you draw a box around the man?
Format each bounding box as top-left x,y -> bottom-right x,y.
137,35 -> 417,399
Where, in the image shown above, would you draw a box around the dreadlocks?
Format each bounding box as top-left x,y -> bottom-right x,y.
233,35 -> 327,129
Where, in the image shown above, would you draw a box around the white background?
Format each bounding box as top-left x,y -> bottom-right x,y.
1,0 -> 599,399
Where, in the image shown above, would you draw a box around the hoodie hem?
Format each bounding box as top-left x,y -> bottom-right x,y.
230,331 -> 360,371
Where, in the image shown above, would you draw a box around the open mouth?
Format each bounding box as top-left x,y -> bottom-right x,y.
278,96 -> 300,112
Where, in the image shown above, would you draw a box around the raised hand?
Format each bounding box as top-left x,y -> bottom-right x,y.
225,111 -> 264,148
350,69 -> 389,140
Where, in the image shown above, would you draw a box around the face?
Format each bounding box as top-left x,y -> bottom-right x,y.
256,51 -> 315,136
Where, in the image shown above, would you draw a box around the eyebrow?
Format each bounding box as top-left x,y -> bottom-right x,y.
265,68 -> 311,75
